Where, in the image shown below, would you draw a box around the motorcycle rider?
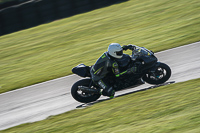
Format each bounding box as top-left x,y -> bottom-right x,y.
90,43 -> 137,98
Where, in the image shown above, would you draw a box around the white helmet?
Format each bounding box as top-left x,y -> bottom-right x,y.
108,43 -> 123,59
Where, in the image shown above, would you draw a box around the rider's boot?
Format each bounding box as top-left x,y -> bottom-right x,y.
97,80 -> 115,98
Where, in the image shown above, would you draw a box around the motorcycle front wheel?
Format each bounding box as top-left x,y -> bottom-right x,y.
142,62 -> 171,85
71,78 -> 101,103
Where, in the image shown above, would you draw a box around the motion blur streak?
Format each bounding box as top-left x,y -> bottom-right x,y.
0,42 -> 200,130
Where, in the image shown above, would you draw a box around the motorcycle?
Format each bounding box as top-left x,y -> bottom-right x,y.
71,46 -> 171,103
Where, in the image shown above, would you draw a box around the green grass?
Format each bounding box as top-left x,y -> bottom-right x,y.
0,0 -> 200,93
1,78 -> 200,133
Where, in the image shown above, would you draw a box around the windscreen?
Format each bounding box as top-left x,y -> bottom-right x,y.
131,46 -> 152,60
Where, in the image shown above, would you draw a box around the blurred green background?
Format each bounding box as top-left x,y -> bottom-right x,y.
0,0 -> 200,93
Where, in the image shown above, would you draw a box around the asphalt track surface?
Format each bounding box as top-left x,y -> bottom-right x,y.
0,42 -> 200,130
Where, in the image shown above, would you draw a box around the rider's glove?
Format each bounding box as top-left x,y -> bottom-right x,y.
127,66 -> 137,74
122,45 -> 136,51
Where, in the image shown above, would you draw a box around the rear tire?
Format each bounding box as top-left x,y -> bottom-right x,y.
71,78 -> 101,103
142,63 -> 171,85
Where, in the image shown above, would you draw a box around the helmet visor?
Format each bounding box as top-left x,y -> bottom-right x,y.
116,50 -> 123,56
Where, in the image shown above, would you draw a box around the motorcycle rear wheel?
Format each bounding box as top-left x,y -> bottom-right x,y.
71,78 -> 101,103
142,62 -> 171,85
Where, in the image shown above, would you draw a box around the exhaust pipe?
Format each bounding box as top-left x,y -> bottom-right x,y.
78,86 -> 99,94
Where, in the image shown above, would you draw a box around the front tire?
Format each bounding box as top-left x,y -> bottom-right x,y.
142,62 -> 171,85
71,78 -> 101,103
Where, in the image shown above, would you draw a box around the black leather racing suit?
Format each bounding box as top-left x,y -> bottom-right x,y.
90,52 -> 130,96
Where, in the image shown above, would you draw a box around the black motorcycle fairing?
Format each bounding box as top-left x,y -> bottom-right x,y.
136,55 -> 157,65
72,64 -> 91,77
148,62 -> 161,72
115,54 -> 131,68
110,55 -> 157,90
115,74 -> 141,90
134,55 -> 158,72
